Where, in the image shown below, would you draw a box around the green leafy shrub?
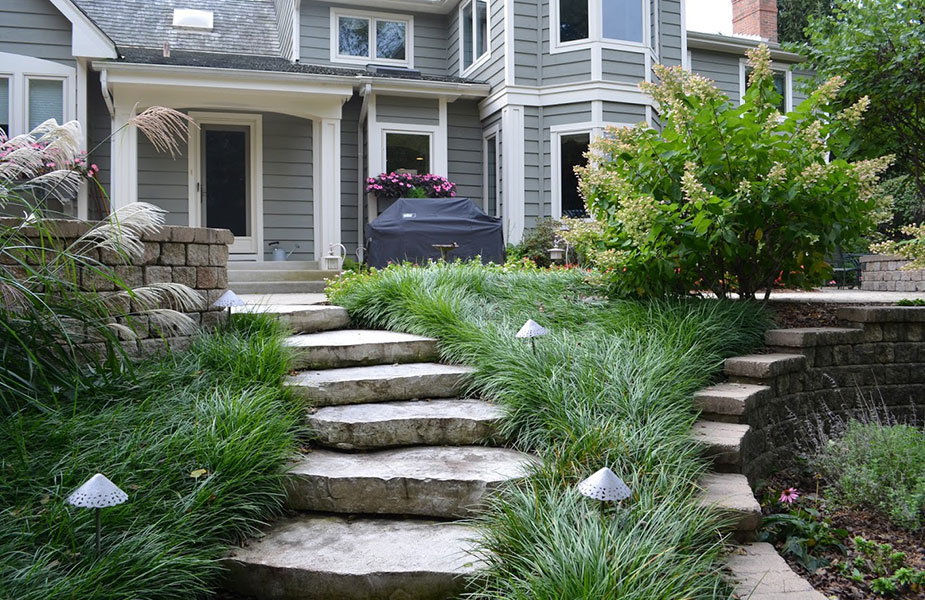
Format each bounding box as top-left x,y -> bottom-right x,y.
505,218 -> 562,267
759,507 -> 849,571
837,536 -> 925,597
877,175 -> 925,240
812,421 -> 925,530
571,44 -> 892,300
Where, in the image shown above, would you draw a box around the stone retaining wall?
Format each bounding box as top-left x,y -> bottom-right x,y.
860,254 -> 925,292
1,218 -> 233,355
728,307 -> 925,483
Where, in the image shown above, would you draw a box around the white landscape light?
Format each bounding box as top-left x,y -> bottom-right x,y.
212,289 -> 246,320
578,467 -> 631,514
67,473 -> 128,553
516,318 -> 549,354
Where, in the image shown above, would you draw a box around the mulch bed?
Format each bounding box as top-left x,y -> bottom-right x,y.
759,473 -> 924,599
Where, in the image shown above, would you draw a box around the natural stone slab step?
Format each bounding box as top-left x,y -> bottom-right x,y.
764,327 -> 863,348
228,260 -> 321,271
286,330 -> 439,370
724,353 -> 806,379
287,446 -> 537,518
286,362 -> 472,405
692,420 -> 749,470
237,304 -> 350,333
726,543 -> 827,599
228,269 -> 332,282
309,399 -> 504,450
698,473 -> 762,536
231,280 -> 327,294
223,515 -> 481,600
694,382 -> 771,422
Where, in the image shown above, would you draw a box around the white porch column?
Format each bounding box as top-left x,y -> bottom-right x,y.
501,105 -> 525,244
109,103 -> 137,211
313,117 -> 342,261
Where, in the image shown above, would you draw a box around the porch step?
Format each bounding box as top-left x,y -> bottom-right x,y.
286,362 -> 472,405
286,446 -> 537,518
286,330 -> 440,370
694,382 -> 771,423
692,420 -> 749,471
230,280 -> 328,294
308,398 -> 504,450
237,304 -> 350,334
697,473 -> 762,537
724,353 -> 806,379
228,269 -> 332,282
223,515 -> 481,600
228,260 -> 321,270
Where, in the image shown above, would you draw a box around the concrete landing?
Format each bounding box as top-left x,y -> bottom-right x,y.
286,329 -> 439,369
223,515 -> 481,600
287,446 -> 537,518
286,362 -> 473,405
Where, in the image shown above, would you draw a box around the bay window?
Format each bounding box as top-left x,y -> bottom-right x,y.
385,132 -> 431,175
27,78 -> 64,131
332,10 -> 412,66
460,0 -> 489,72
557,0 -> 646,46
0,52 -> 75,138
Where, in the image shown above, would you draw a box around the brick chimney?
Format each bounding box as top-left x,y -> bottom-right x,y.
731,0 -> 778,43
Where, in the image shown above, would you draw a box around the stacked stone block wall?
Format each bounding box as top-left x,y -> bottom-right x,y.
729,307 -> 925,483
1,218 -> 233,356
860,254 -> 925,292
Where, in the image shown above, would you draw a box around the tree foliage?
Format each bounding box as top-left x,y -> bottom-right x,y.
777,0 -> 832,44
801,0 -> 925,202
568,45 -> 891,300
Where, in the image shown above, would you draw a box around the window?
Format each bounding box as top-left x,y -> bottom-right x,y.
484,133 -> 500,217
460,0 -> 489,72
332,10 -> 412,66
27,78 -> 64,130
741,63 -> 792,113
0,77 -> 9,138
386,132 -> 430,174
0,52 -> 75,138
556,0 -> 646,46
560,133 -> 590,217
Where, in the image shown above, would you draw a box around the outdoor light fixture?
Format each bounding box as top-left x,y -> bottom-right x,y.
548,243 -> 565,263
212,289 -> 246,321
323,243 -> 347,271
516,318 -> 549,354
67,473 -> 128,554
578,467 -> 631,514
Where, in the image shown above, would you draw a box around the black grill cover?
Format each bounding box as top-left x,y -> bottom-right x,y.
365,197 -> 504,268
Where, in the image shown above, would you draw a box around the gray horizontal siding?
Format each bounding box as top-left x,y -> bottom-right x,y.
87,71 -> 111,221
0,0 -> 75,67
299,1 -> 449,76
690,48 -> 741,102
792,68 -> 813,107
524,106 -> 542,227
659,0 -> 682,66
263,113 -> 314,261
376,95 -> 440,125
514,0 -> 540,85
447,100 -> 483,207
602,49 -> 646,83
543,102 -> 592,127
603,101 -> 646,125
138,132 -> 188,227
340,95 -> 361,255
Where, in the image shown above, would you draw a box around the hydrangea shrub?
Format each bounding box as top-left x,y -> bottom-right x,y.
569,44 -> 892,300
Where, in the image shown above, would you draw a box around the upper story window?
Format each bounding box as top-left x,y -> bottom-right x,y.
331,9 -> 413,67
460,0 -> 489,73
741,62 -> 792,113
557,0 -> 646,48
0,52 -> 75,139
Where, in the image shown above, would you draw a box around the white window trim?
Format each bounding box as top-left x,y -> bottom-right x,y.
330,8 -> 414,68
187,111 -> 264,257
738,58 -> 793,113
380,124 -> 437,175
550,0 -> 651,56
459,0 -> 492,77
0,52 -> 76,138
482,124 -> 501,217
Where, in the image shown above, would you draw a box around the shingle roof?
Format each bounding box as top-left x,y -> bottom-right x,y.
72,0 -> 282,57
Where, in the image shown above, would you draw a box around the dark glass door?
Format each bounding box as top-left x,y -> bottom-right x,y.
561,133 -> 590,218
202,126 -> 249,236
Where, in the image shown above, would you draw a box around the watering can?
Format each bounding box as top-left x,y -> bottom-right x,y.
268,241 -> 299,261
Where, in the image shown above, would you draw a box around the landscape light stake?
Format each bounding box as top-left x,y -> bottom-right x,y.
515,319 -> 549,355
212,289 -> 246,324
66,473 -> 128,554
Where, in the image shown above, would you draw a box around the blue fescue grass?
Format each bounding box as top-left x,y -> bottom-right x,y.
0,313 -> 300,600
328,262 -> 771,599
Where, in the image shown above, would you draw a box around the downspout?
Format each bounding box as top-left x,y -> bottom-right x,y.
357,83 -> 372,260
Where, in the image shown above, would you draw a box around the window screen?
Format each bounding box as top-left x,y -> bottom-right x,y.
28,79 -> 63,131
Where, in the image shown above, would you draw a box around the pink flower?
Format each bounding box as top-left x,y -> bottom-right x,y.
779,487 -> 799,503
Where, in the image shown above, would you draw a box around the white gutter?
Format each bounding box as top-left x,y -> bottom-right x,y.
686,31 -> 805,63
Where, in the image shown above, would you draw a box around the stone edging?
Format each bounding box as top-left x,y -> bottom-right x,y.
694,306 -> 925,599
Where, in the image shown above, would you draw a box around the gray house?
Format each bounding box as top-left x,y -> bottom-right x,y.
1,0 -> 806,262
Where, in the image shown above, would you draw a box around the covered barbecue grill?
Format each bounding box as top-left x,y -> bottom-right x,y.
364,197 -> 504,268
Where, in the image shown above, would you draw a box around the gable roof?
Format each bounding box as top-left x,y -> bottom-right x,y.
72,0 -> 282,57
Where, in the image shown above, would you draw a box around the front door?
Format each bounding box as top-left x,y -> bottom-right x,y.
200,124 -> 255,254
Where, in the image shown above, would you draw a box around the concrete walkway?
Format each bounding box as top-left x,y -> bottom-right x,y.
766,288 -> 925,304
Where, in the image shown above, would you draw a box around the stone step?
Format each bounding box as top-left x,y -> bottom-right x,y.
286,330 -> 439,370
693,382 -> 771,423
287,446 -> 537,518
726,543 -> 828,600
228,269 -> 332,282
698,473 -> 762,538
724,353 -> 806,380
228,260 -> 321,270
223,515 -> 481,600
231,280 -> 328,294
309,399 -> 504,450
286,362 -> 473,406
236,304 -> 350,334
692,420 -> 749,471
764,327 -> 863,348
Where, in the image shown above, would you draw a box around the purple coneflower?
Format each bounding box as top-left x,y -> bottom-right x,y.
779,487 -> 800,503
